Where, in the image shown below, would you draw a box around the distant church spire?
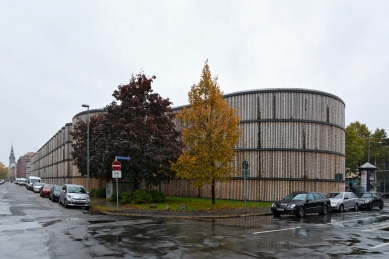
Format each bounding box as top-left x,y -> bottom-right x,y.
9,144 -> 15,166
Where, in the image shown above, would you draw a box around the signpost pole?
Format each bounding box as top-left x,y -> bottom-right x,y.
116,177 -> 118,213
244,171 -> 247,214
242,160 -> 249,215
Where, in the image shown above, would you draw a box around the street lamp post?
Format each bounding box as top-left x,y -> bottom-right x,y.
82,104 -> 90,193
368,138 -> 383,192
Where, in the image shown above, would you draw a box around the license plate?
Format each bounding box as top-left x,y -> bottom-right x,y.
277,208 -> 284,211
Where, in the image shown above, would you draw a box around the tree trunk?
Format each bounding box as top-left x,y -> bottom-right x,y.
211,178 -> 215,204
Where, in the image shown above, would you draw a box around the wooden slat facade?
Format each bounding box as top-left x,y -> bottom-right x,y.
31,89 -> 345,201
164,89 -> 345,201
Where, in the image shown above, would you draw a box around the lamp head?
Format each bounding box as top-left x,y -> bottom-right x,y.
82,104 -> 89,108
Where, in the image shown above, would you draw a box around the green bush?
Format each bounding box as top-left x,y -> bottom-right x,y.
110,191 -> 127,202
120,192 -> 133,204
90,188 -> 106,198
109,190 -> 166,204
150,190 -> 166,203
132,190 -> 152,204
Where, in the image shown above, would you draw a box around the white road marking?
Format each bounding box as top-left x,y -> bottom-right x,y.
362,223 -> 389,232
253,227 -> 301,235
328,215 -> 387,225
371,242 -> 389,249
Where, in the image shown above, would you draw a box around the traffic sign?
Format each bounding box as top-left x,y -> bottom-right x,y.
242,170 -> 249,178
112,171 -> 122,178
112,161 -> 121,170
242,160 -> 249,170
116,156 -> 130,160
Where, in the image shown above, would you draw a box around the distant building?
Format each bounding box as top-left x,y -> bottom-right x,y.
8,145 -> 16,181
16,152 -> 35,179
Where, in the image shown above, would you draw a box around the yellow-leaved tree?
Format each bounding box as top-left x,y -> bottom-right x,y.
0,162 -> 9,179
171,61 -> 241,204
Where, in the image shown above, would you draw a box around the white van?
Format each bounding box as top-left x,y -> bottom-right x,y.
18,178 -> 27,186
27,176 -> 41,190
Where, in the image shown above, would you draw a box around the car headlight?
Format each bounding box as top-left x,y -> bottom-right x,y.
331,201 -> 339,206
67,194 -> 73,199
271,203 -> 276,207
287,204 -> 296,208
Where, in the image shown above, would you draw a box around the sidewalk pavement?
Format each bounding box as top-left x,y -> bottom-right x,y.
90,198 -> 272,219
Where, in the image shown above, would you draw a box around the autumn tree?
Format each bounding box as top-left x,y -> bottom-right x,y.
71,72 -> 182,190
0,162 -> 9,179
171,61 -> 241,204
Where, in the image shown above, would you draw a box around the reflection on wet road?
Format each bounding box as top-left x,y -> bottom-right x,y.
87,211 -> 389,258
2,183 -> 389,258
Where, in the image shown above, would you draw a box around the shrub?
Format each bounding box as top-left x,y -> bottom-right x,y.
110,191 -> 127,202
132,190 -> 152,204
89,188 -> 98,198
89,188 -> 106,198
150,190 -> 166,203
120,192 -> 133,204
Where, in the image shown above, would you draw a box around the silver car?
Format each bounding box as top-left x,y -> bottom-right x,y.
328,192 -> 358,212
59,184 -> 90,209
32,182 -> 45,193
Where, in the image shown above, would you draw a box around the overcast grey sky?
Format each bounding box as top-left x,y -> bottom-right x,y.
1,0 -> 389,166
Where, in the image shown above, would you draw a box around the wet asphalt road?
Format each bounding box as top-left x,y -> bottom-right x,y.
1,182 -> 389,259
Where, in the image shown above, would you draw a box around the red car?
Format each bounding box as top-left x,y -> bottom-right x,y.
40,184 -> 54,198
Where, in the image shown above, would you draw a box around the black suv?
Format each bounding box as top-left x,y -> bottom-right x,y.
357,192 -> 384,210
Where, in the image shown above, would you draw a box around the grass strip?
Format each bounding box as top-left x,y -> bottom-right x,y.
91,196 -> 272,212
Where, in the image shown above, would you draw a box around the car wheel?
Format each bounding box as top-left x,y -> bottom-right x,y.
296,206 -> 305,218
64,199 -> 68,208
321,204 -> 328,215
379,202 -> 384,209
339,204 -> 344,213
354,203 -> 358,211
367,203 -> 372,210
272,212 -> 280,217
59,197 -> 62,205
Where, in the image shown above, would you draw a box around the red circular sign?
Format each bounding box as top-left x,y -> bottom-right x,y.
112,161 -> 121,170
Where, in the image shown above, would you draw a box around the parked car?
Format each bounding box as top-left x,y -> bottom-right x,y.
27,176 -> 41,191
40,184 -> 54,198
271,191 -> 330,217
49,185 -> 63,202
327,192 -> 359,212
59,184 -> 90,209
357,192 -> 384,210
18,178 -> 27,186
32,182 -> 45,193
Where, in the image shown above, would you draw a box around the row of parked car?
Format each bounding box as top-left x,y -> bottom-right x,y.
14,177 -> 90,210
271,191 -> 385,217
